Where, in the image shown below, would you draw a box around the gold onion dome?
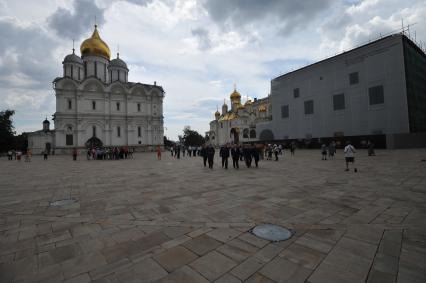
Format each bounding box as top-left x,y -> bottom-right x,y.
215,110 -> 220,117
80,25 -> 111,60
244,100 -> 253,106
230,89 -> 241,100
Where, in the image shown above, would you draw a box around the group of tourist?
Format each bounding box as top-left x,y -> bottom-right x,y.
6,149 -> 32,162
85,147 -> 134,160
170,145 -> 203,159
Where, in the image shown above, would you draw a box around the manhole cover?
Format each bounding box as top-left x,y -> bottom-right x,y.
50,199 -> 77,206
250,224 -> 292,242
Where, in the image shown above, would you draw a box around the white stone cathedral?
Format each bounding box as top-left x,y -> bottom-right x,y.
28,25 -> 164,154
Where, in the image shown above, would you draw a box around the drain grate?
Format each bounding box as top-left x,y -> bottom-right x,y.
250,224 -> 292,242
50,199 -> 77,206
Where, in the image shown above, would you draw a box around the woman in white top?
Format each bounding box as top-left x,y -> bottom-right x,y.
344,141 -> 357,172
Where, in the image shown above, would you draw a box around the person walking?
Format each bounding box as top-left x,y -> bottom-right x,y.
274,145 -> 279,161
252,144 -> 260,168
7,150 -> 12,160
290,142 -> 296,156
207,144 -> 215,169
328,141 -> 336,159
231,144 -> 240,169
367,140 -> 375,156
43,150 -> 48,160
321,144 -> 328,160
201,145 -> 207,167
72,148 -> 78,161
344,141 -> 357,172
220,144 -> 230,169
156,145 -> 162,160
243,145 -> 252,168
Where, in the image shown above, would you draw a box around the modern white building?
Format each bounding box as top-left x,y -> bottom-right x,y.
28,25 -> 164,154
207,87 -> 271,146
257,33 -> 426,148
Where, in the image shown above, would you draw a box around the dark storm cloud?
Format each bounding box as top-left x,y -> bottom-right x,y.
48,0 -> 106,40
203,0 -> 334,34
191,27 -> 212,50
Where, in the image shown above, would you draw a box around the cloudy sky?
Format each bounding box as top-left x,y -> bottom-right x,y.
1,0 -> 425,140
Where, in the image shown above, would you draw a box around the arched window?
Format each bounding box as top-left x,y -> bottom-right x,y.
250,129 -> 256,139
92,126 -> 96,137
66,126 -> 73,146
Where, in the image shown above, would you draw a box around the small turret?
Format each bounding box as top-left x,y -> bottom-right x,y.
43,118 -> 50,132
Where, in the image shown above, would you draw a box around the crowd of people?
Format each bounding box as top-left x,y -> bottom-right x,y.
85,147 -> 134,160
4,139 -> 374,173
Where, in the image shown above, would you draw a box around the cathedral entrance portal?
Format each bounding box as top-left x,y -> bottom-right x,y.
85,137 -> 103,149
230,128 -> 239,144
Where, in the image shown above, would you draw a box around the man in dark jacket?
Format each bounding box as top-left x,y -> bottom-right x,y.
231,144 -> 240,169
251,144 -> 260,168
243,145 -> 252,168
220,144 -> 230,169
200,145 -> 207,167
207,145 -> 215,169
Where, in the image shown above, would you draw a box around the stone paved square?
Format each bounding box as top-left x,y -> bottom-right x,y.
1,149 -> 426,282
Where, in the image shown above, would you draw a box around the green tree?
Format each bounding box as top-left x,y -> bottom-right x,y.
163,136 -> 175,148
0,110 -> 16,152
182,126 -> 205,147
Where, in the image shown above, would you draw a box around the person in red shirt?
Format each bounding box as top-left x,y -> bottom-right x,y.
156,146 -> 162,160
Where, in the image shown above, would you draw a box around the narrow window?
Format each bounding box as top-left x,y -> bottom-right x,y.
68,99 -> 72,110
117,126 -> 121,137
92,101 -> 96,110
66,134 -> 73,145
104,64 -> 106,82
304,100 -> 314,115
293,88 -> 300,98
71,65 -> 73,78
138,126 -> 141,137
84,62 -> 87,78
78,68 -> 81,80
137,103 -> 141,112
349,72 -> 359,85
369,85 -> 384,105
94,61 -> 97,78
92,126 -> 96,137
117,70 -> 119,81
116,102 -> 120,111
281,105 -> 289,118
333,93 -> 345,110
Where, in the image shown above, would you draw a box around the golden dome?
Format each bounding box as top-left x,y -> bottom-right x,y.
80,25 -> 111,60
215,110 -> 220,117
258,105 -> 267,112
237,104 -> 245,110
230,89 -> 241,101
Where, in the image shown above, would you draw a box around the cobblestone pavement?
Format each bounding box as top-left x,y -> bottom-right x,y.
1,149 -> 426,283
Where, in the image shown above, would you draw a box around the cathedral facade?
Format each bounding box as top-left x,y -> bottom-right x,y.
207,87 -> 271,146
28,25 -> 164,154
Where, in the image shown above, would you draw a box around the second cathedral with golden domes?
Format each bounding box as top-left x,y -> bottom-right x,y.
207,87 -> 271,146
29,25 -> 164,153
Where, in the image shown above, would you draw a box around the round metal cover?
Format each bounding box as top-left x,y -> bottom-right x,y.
50,199 -> 76,206
251,224 -> 292,242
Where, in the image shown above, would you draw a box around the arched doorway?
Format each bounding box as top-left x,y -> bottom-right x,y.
85,137 -> 103,149
259,129 -> 274,141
